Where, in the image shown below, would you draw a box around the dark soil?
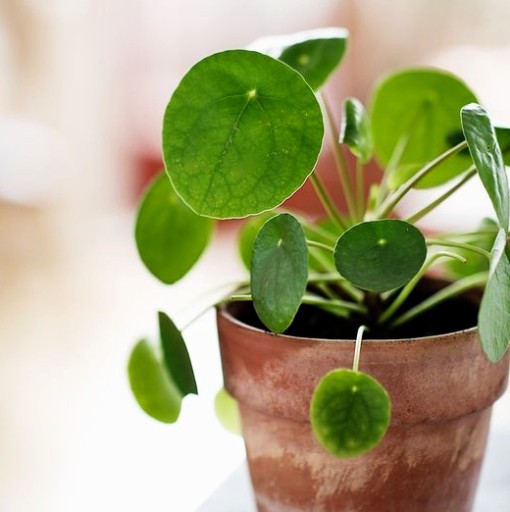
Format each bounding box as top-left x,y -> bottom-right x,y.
230,279 -> 480,340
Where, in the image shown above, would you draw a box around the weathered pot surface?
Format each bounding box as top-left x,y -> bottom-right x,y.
216,284 -> 509,512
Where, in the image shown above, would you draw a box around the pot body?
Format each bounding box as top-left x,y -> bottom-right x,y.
216,303 -> 509,512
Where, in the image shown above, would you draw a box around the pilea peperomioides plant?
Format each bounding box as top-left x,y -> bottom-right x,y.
128,28 -> 510,458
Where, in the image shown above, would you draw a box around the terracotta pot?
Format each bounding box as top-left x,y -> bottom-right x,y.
216,286 -> 509,512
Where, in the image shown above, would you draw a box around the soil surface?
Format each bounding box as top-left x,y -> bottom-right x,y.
231,280 -> 480,340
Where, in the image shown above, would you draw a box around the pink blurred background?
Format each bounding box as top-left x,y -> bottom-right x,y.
1,1 -> 510,510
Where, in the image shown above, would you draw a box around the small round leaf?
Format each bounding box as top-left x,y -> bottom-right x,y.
128,339 -> 182,423
163,50 -> 324,219
278,30 -> 348,90
371,68 -> 478,188
334,220 -> 427,292
340,97 -> 373,163
135,173 -> 214,284
214,388 -> 241,435
251,213 -> 308,333
159,312 -> 197,397
249,28 -> 348,91
310,369 -> 391,457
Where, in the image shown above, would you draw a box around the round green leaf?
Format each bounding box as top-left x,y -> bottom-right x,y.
214,388 -> 241,435
310,369 -> 391,457
128,339 -> 182,423
461,104 -> 510,232
135,173 -> 214,284
238,211 -> 277,270
159,311 -> 197,397
371,68 -> 478,188
249,28 -> 348,91
163,50 -> 324,219
340,97 -> 373,163
251,213 -> 308,333
334,220 -> 427,292
479,229 -> 510,362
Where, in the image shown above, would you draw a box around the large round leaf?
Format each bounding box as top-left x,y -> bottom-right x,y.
310,369 -> 391,457
135,173 -> 214,284
163,50 -> 324,219
461,104 -> 510,232
251,213 -> 308,332
371,68 -> 478,188
128,339 -> 182,423
334,220 -> 427,292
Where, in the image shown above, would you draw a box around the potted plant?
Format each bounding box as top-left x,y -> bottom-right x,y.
127,28 -> 510,511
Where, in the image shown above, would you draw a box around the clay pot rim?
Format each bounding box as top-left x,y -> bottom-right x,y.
218,301 -> 479,346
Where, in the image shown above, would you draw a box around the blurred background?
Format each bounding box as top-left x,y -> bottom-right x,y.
1,0 -> 509,510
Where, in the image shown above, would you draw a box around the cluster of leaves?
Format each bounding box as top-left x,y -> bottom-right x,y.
129,28 -> 510,457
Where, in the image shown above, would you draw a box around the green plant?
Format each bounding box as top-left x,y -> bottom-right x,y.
128,28 -> 510,457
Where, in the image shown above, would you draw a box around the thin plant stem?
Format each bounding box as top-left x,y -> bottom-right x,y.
405,166 -> 476,224
320,94 -> 358,219
310,173 -> 347,230
378,251 -> 467,325
303,294 -> 367,314
352,325 -> 366,373
308,247 -> 362,302
376,132 -> 411,207
302,220 -> 339,243
228,293 -> 367,315
431,230 -> 497,241
315,283 -> 341,301
376,102 -> 430,208
308,272 -> 344,282
376,141 -> 468,219
178,281 -> 249,331
426,238 -> 491,260
307,239 -> 335,253
390,271 -> 488,328
308,247 -> 336,272
356,159 -> 365,220
308,271 -> 364,303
